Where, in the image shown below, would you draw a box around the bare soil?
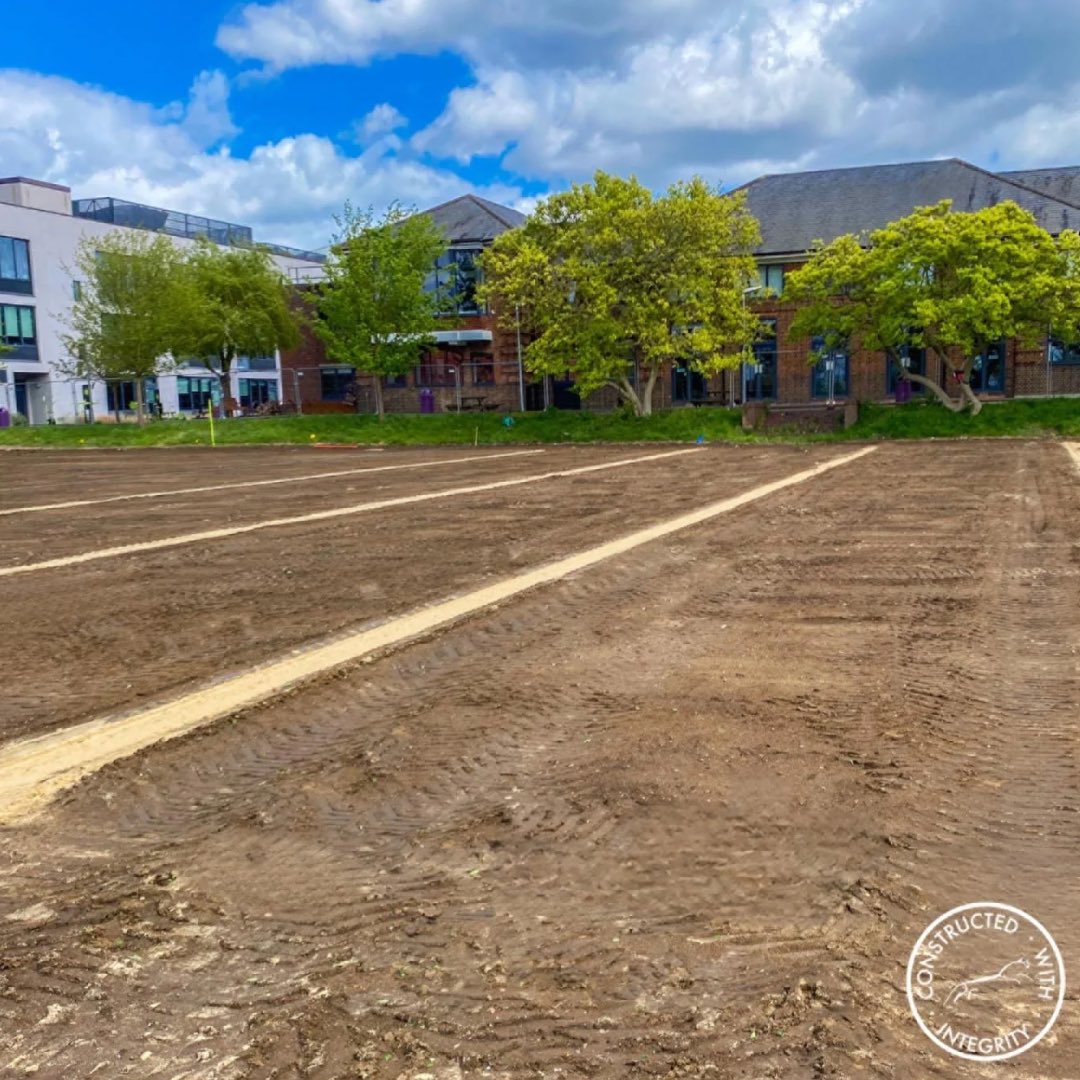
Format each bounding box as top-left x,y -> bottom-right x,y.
0,443 -> 834,741
1,440 -> 1078,1079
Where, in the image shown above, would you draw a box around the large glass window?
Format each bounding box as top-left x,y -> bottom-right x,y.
239,378 -> 278,408
672,365 -> 706,403
106,377 -> 159,412
970,339 -> 1006,393
0,304 -> 36,346
177,376 -> 215,412
758,264 -> 784,295
320,366 -> 355,401
887,344 -> 926,394
471,354 -> 495,385
1048,338 -> 1080,366
0,236 -> 31,295
417,351 -> 458,387
810,337 -> 849,399
236,355 -> 277,372
743,319 -> 777,401
428,248 -> 483,314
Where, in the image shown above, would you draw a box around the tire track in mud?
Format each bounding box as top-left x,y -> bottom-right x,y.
2,442 -> 1079,1079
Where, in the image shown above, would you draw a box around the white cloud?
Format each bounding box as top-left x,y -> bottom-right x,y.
355,102 -> 407,144
215,0 -> 1080,191
0,70 -> 523,250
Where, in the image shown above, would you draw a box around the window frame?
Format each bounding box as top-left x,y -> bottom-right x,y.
809,336 -> 850,400
0,236 -> 32,295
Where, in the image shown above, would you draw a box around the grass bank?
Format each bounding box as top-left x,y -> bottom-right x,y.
1,398 -> 1078,448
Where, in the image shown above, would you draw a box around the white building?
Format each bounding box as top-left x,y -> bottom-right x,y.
0,176 -> 324,425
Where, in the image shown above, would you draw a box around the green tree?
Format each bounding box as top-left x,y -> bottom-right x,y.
177,239 -> 301,417
313,202 -> 448,421
786,200 -> 1070,415
61,232 -> 189,423
479,172 -> 761,416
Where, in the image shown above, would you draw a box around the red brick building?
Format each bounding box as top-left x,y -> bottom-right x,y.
284,161 -> 1080,415
280,195 -> 541,416
725,159 -> 1080,409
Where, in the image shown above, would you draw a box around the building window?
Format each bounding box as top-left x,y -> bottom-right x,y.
238,378 -> 278,408
471,354 -> 495,385
744,319 -> 777,400
1048,338 -> 1080,366
236,355 -> 277,372
384,373 -> 408,388
417,352 -> 458,387
970,339 -> 1006,393
0,236 -> 32,295
672,365 -> 706,402
177,376 -> 215,412
320,366 -> 355,401
106,377 -> 159,412
758,264 -> 784,295
810,337 -> 849,399
887,344 -> 926,394
0,304 -> 36,347
428,248 -> 484,315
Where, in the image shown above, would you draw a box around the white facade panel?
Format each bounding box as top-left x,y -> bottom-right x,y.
0,191 -> 322,425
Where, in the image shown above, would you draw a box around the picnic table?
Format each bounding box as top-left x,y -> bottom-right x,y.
689,391 -> 730,407
456,395 -> 500,412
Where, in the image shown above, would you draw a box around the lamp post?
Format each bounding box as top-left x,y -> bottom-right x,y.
291,369 -> 304,416
515,304 -> 525,412
447,366 -> 462,412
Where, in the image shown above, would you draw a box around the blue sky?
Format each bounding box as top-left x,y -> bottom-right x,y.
4,1 -> 1079,249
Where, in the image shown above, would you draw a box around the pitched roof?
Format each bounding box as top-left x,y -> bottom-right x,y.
419,194 -> 525,244
999,166 -> 1080,209
739,158 -> 1080,255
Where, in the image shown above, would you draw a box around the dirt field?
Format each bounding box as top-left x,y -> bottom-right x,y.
1,440 -> 1078,1078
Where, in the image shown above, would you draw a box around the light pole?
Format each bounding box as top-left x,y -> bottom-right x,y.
515,304 -> 526,412
291,369 -> 304,416
447,366 -> 462,412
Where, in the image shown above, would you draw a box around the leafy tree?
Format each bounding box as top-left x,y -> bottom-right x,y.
312,202 -> 448,421
786,200 -> 1072,415
177,238 -> 300,417
61,232 -> 189,423
479,172 -> 761,416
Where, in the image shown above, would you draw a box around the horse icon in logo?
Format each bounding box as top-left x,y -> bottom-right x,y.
944,958 -> 1033,1008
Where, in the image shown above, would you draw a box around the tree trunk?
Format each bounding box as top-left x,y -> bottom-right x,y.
134,376 -> 146,426
611,377 -> 643,416
904,372 -> 966,412
958,380 -> 983,416
640,364 -> 659,417
219,350 -> 234,418
373,376 -> 385,422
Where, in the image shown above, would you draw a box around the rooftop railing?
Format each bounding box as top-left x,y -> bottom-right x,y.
72,197 -> 325,263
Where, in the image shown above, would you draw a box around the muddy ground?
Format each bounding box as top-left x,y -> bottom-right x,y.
0,440 -> 1078,1078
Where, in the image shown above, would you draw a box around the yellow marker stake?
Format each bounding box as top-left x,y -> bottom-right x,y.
207,399 -> 216,447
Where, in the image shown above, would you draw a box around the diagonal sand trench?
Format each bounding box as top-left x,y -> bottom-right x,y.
0,449 -> 546,517
0,446 -> 876,823
0,447 -> 699,578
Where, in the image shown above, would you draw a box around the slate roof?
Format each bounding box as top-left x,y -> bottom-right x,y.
738,158 -> 1080,255
419,194 -> 525,245
999,166 -> 1080,209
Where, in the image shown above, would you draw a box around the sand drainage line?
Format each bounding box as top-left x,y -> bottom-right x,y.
0,446 -> 876,822
0,447 -> 702,579
0,449 -> 547,517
